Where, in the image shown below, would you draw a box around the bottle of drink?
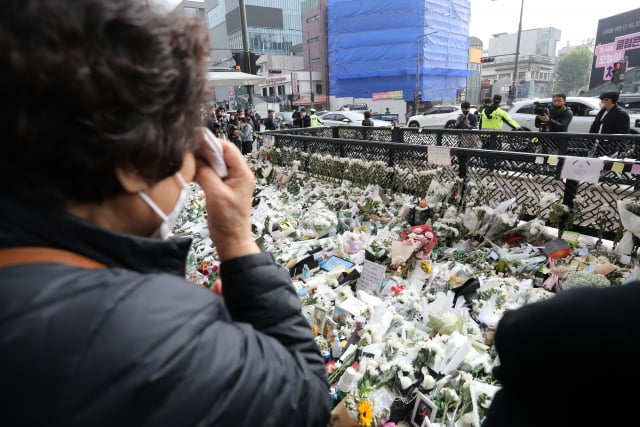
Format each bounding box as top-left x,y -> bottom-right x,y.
331,335 -> 342,359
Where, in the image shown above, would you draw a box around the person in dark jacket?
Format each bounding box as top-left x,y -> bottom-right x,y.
362,110 -> 375,126
482,282 -> 640,427
0,1 -> 331,426
534,93 -> 573,132
454,101 -> 478,129
263,109 -> 277,130
589,90 -> 631,134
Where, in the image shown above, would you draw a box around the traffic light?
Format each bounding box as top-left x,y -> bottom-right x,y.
480,56 -> 495,63
612,61 -> 623,84
508,85 -> 516,99
414,93 -> 422,101
268,69 -> 282,74
232,51 -> 258,74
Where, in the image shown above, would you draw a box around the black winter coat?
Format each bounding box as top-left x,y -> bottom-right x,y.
0,193 -> 330,427
482,281 -> 640,427
588,104 -> 630,134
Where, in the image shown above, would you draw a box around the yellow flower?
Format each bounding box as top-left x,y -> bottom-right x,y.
421,261 -> 433,274
358,400 -> 373,426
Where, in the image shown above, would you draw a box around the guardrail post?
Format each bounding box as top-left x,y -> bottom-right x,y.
392,127 -> 402,143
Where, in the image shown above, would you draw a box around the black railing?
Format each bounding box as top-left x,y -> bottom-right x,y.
262,127 -> 640,241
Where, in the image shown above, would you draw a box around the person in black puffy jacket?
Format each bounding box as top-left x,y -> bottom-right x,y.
0,1 -> 330,426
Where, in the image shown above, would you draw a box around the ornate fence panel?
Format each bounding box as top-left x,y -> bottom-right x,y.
263,128 -> 640,240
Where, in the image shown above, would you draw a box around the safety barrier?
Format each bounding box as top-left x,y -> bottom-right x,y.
262,127 -> 640,241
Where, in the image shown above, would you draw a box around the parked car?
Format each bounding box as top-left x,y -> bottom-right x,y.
618,93 -> 640,113
339,103 -> 368,111
320,111 -> 391,127
407,105 -> 470,128
275,111 -> 294,129
371,113 -> 400,125
505,96 -> 640,133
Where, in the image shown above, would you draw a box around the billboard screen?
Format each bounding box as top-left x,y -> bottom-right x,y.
589,8 -> 640,89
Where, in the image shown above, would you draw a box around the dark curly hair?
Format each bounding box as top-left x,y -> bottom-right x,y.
0,0 -> 211,209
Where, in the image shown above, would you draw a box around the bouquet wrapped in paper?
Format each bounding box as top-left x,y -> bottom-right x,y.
614,199 -> 640,256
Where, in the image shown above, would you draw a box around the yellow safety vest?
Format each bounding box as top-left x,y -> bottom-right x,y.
309,114 -> 322,127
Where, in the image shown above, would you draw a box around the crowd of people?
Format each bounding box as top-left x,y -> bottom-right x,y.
205,106 -> 262,154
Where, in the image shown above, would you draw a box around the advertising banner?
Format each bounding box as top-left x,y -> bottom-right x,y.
589,8 -> 640,89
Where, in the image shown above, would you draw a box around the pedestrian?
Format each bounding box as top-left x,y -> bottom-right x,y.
454,101 -> 478,129
362,110 -> 375,126
0,1 -> 331,426
481,281 -> 640,427
534,93 -> 573,132
309,108 -> 323,127
479,95 -> 519,130
385,107 -> 391,114
227,111 -> 240,147
300,108 -> 311,128
589,90 -> 630,134
263,109 -> 277,130
205,105 -> 218,133
238,116 -> 254,154
292,109 -> 302,128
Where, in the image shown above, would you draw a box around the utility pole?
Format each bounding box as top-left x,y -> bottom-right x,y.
512,0 -> 524,100
239,0 -> 253,108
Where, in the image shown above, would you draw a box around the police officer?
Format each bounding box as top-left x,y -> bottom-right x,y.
309,108 -> 323,127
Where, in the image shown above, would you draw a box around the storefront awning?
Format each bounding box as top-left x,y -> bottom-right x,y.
293,94 -> 327,106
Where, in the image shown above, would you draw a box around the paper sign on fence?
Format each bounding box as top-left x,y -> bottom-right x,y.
560,156 -> 604,184
427,146 -> 452,166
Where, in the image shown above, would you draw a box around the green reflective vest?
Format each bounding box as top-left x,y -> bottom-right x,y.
309,114 -> 322,127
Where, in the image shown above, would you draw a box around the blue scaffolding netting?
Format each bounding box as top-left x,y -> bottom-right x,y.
327,0 -> 475,101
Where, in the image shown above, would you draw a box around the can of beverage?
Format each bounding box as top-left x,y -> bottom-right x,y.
321,350 -> 331,364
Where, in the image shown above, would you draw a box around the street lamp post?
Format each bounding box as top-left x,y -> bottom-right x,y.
290,28 -> 313,108
415,31 -> 438,103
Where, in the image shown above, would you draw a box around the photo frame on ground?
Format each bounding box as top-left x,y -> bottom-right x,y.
320,255 -> 355,272
410,391 -> 436,427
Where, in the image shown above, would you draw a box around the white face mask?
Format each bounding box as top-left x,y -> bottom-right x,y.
138,173 -> 190,239
599,101 -> 605,109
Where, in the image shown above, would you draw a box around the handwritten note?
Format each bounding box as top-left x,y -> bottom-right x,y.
358,259 -> 387,294
427,146 -> 452,166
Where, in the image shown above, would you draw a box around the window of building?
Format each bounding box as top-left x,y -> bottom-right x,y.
309,36 -> 320,44
278,85 -> 285,95
269,87 -> 275,96
315,84 -> 322,94
183,7 -> 198,17
311,57 -> 321,64
306,15 -> 319,23
263,88 -> 268,97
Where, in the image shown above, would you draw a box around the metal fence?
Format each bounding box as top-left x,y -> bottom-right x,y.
262,127 -> 640,240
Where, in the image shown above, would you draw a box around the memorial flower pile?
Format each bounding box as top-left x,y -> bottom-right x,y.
171,149 -> 635,426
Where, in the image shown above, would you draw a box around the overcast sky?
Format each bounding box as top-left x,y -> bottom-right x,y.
470,0 -> 638,48
158,0 -> 638,49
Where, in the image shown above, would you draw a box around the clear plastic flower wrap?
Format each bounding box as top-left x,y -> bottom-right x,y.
614,199 -> 640,256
